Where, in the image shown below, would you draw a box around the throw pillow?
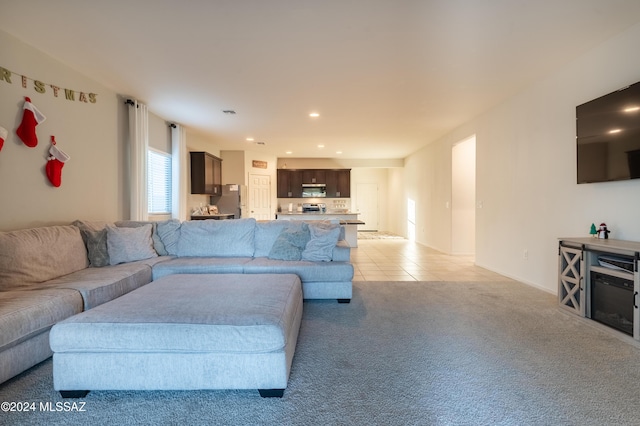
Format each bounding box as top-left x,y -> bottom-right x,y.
106,224 -> 157,265
115,220 -> 168,256
301,222 -> 341,262
268,224 -> 311,261
72,219 -> 110,267
81,228 -> 110,267
156,219 -> 181,256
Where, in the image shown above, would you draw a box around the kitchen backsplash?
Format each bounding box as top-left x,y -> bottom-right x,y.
277,198 -> 351,212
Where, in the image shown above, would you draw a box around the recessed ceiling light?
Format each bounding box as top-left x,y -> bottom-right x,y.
285,151 -> 293,154
608,129 -> 622,134
624,106 -> 640,113
318,144 -> 325,148
309,112 -> 320,118
246,137 -> 254,142
336,151 -> 342,154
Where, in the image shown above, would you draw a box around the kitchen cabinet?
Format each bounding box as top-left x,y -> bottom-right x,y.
302,170 -> 326,184
278,168 -> 350,198
190,152 -> 222,195
335,169 -> 350,197
277,169 -> 302,198
325,169 -> 351,198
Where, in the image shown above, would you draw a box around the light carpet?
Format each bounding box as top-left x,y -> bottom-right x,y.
2,280 -> 640,426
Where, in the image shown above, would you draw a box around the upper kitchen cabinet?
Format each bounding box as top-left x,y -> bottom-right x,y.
302,169 -> 326,184
277,169 -> 303,198
277,168 -> 350,198
326,169 -> 351,198
190,151 -> 222,195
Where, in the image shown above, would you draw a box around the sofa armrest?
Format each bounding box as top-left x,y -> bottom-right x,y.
332,240 -> 351,262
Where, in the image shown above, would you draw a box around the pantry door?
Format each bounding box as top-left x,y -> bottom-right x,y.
248,174 -> 272,220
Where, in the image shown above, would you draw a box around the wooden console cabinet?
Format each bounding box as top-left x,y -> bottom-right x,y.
558,237 -> 640,339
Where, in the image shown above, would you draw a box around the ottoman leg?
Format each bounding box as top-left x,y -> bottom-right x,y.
337,299 -> 351,304
60,390 -> 90,398
258,389 -> 285,398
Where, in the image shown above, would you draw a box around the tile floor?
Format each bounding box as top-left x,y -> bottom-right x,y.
351,236 -> 510,282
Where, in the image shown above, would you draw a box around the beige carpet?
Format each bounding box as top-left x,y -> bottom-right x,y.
2,280 -> 640,425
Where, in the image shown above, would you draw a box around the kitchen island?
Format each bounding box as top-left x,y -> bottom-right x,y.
275,212 -> 363,247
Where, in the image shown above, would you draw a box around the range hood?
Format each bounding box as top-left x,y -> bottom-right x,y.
301,183 -> 326,197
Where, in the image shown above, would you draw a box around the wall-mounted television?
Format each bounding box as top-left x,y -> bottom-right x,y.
577,81 -> 640,184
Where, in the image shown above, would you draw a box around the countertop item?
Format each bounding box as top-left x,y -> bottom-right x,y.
190,213 -> 235,220
276,211 -> 358,216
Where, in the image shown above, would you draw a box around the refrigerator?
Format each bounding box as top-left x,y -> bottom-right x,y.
211,184 -> 247,219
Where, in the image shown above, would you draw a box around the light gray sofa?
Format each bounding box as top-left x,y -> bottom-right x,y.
0,224 -> 168,385
151,218 -> 354,301
0,218 -> 353,386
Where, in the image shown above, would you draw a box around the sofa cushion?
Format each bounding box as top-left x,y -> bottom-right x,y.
44,261 -> 154,310
152,257 -> 251,280
302,222 -> 342,262
0,289 -> 83,353
268,224 -> 310,261
176,218 -> 256,257
50,273 -> 302,354
0,225 -> 88,290
107,224 -> 158,265
244,258 -> 354,282
156,219 -> 181,256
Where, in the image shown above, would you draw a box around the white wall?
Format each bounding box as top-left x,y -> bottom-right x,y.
400,22 -> 640,293
451,136 -> 475,255
0,30 -> 122,231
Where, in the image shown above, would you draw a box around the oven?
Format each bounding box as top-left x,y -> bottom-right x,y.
590,271 -> 634,336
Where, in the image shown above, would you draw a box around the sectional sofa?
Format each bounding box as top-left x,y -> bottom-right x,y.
0,218 -> 353,386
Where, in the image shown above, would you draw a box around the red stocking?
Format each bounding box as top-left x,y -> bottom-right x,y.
16,97 -> 46,148
46,136 -> 70,187
0,126 -> 7,151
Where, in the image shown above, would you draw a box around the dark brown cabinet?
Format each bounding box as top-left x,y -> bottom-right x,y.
326,169 -> 350,197
277,168 -> 350,198
302,170 -> 326,184
277,169 -> 303,198
190,152 -> 222,195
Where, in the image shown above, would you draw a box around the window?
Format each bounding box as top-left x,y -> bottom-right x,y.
147,149 -> 172,214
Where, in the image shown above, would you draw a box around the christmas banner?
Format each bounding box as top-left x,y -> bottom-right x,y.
0,66 -> 98,104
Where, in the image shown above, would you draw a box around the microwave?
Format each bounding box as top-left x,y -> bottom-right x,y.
302,183 -> 327,198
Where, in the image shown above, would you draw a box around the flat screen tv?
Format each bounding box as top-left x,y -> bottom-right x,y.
576,81 -> 640,184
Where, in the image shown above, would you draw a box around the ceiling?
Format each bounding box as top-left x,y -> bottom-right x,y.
2,1 -> 640,159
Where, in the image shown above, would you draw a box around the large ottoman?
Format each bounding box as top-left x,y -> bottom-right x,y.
49,273 -> 303,398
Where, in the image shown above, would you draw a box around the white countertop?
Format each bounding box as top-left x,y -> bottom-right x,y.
276,211 -> 358,216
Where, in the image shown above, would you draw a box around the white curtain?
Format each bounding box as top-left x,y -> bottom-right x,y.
127,99 -> 148,221
171,124 -> 188,221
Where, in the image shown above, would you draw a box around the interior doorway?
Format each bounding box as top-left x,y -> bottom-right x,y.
451,135 -> 476,256
356,183 -> 378,231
